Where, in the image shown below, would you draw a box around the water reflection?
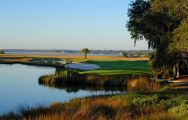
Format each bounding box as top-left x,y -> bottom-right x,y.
39,81 -> 126,94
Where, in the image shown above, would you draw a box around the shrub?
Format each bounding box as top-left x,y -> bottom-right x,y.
39,69 -> 81,85
169,103 -> 188,117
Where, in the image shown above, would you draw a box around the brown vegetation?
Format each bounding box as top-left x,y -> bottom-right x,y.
0,54 -> 149,62
128,77 -> 160,92
1,92 -> 183,120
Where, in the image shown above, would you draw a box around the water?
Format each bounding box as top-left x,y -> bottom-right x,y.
0,64 -> 124,114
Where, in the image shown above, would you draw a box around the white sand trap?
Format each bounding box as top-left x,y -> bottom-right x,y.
66,63 -> 100,70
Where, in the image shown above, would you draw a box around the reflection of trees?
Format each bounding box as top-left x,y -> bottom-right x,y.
40,83 -> 79,93
38,80 -> 125,93
66,88 -> 79,93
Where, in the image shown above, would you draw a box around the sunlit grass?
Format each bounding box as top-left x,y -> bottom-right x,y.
81,60 -> 151,75
1,92 -> 187,120
0,54 -> 149,62
81,69 -> 151,75
128,77 -> 160,92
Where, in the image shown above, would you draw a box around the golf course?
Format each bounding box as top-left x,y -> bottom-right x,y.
0,0 -> 188,119
0,54 -> 188,120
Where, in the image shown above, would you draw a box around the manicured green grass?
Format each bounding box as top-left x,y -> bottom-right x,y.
81,60 -> 151,75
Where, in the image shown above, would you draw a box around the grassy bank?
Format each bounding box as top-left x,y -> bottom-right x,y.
39,69 -> 151,88
1,91 -> 188,120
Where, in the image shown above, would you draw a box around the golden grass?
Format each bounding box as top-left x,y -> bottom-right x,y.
128,77 -> 160,92
2,91 -> 186,120
0,54 -> 149,63
16,95 -> 179,120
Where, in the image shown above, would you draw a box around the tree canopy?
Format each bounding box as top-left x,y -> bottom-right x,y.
169,18 -> 188,52
127,0 -> 188,78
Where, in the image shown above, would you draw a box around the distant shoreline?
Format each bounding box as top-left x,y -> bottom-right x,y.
0,54 -> 149,61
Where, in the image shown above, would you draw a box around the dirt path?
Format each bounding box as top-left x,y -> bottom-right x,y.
170,76 -> 188,83
169,76 -> 188,90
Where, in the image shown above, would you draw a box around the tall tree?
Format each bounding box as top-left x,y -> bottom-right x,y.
127,0 -> 188,78
81,48 -> 90,59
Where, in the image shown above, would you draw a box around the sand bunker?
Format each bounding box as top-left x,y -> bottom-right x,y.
66,63 -> 100,70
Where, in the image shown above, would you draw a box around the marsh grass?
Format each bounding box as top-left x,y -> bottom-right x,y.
39,69 -> 149,88
84,74 -> 146,87
128,77 -> 160,92
39,69 -> 83,86
1,92 -> 186,120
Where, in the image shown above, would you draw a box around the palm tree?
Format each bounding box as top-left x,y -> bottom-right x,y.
81,48 -> 90,59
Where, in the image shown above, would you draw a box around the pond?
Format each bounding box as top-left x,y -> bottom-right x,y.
0,64 -> 124,114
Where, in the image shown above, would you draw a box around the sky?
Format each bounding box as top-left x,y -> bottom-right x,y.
0,0 -> 148,50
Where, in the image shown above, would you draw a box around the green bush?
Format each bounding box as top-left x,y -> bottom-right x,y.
132,94 -> 160,106
169,103 -> 188,116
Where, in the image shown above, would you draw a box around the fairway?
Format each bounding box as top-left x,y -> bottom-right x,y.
81,60 -> 151,75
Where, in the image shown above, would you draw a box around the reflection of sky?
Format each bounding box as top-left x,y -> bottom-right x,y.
0,0 -> 148,50
0,64 -> 124,114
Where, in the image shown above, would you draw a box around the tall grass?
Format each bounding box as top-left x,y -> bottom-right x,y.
39,69 -> 81,85
1,92 -> 186,120
128,77 -> 160,92
39,69 -> 149,88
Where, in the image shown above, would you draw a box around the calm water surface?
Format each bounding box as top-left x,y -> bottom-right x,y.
0,64 -> 123,114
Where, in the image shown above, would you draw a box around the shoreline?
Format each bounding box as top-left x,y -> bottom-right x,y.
0,54 -> 149,61
0,55 -> 65,68
0,61 -> 65,68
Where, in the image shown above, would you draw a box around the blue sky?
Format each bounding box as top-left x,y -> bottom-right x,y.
0,0 -> 148,50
